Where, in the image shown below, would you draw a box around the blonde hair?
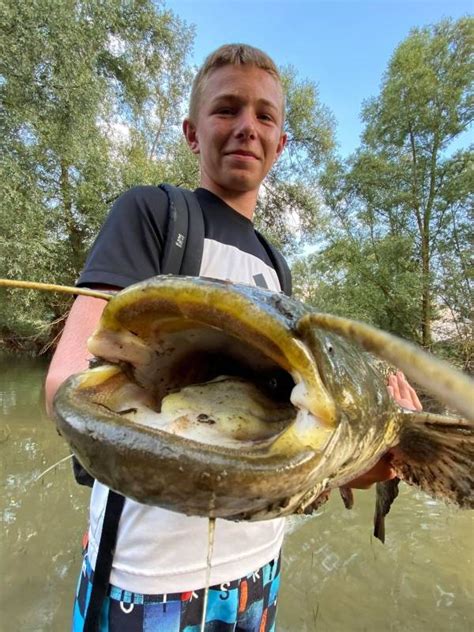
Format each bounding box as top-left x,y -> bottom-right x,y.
188,43 -> 285,124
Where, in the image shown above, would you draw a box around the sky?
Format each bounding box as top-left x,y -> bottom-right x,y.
167,0 -> 472,157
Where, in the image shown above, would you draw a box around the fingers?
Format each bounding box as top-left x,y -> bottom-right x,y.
387,373 -> 401,402
398,371 -> 412,401
397,371 -> 423,411
407,381 -> 421,410
387,371 -> 423,411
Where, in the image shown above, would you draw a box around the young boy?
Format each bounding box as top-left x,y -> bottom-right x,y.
45,44 -> 420,631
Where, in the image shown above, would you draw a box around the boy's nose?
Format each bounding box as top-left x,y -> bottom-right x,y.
234,111 -> 256,139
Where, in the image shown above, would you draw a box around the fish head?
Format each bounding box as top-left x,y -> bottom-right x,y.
296,318 -> 393,427
53,276 -> 394,519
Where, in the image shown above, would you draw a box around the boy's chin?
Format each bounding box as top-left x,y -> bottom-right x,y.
222,173 -> 263,194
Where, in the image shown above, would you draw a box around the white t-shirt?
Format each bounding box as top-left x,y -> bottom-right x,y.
81,187 -> 287,593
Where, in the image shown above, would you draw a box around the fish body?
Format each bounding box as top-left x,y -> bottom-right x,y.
51,276 -> 473,524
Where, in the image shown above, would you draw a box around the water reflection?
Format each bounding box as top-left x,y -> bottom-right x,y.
1,355 -> 89,631
279,489 -> 473,631
1,356 -> 473,631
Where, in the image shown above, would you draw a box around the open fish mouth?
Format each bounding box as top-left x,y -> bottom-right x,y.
54,276 -> 339,519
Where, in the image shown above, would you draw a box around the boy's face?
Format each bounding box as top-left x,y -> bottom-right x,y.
183,65 -> 287,200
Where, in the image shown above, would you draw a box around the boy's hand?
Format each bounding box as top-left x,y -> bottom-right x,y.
347,371 -> 422,489
387,371 -> 423,411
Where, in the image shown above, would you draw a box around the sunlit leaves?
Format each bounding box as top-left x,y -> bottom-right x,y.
1,0 -> 193,350
296,17 -> 473,363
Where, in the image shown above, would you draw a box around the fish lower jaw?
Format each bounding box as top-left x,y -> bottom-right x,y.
267,408 -> 334,460
54,365 -> 337,518
69,366 -> 298,451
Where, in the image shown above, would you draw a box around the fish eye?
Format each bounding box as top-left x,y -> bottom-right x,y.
327,344 -> 334,354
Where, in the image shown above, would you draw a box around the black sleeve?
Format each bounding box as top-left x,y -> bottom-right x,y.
77,186 -> 169,289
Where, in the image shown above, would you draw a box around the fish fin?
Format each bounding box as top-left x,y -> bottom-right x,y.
392,412 -> 474,508
301,489 -> 331,514
339,485 -> 354,509
374,478 -> 400,543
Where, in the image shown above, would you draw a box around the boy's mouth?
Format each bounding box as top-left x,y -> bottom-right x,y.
226,150 -> 260,160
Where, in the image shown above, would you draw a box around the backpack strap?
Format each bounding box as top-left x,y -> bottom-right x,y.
159,184 -> 204,276
255,230 -> 292,296
81,189 -> 289,629
83,491 -> 125,632
83,185 -> 205,629
178,189 -> 205,276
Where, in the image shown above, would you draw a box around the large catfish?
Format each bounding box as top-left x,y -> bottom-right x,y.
1,276 -> 472,540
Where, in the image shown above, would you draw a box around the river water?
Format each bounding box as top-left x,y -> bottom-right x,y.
0,355 -> 472,631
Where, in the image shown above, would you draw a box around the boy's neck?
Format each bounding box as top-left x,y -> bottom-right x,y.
199,180 -> 258,220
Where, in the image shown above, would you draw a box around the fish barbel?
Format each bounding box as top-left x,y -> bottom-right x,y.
1,276 -> 473,536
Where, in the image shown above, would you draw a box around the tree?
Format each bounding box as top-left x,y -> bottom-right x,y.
301,17 -> 473,356
0,0 -> 193,349
255,66 -> 336,252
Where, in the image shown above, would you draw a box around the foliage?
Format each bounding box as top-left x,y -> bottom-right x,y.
294,235 -> 423,340
0,0 -> 193,349
2,7 -> 471,367
296,17 -> 473,364
1,0 -> 336,351
255,66 -> 336,252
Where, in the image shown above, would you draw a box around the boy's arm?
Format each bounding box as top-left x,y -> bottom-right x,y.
348,371 -> 422,489
44,295 -> 110,416
46,187 -> 170,414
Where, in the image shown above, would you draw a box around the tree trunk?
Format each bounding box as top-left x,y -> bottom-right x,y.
421,233 -> 432,349
60,160 -> 83,271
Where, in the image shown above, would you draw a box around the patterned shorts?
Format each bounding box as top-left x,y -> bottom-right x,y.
72,554 -> 281,631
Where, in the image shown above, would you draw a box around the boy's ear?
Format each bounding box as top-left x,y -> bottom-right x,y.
183,119 -> 200,154
275,132 -> 287,161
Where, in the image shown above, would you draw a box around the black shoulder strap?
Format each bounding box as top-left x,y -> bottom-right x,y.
82,192 -> 289,630
179,188 -> 205,276
83,185 -> 205,629
255,230 -> 292,296
159,184 -> 205,276
83,491 -> 125,631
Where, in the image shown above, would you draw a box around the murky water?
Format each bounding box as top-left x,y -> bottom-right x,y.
1,355 -> 472,631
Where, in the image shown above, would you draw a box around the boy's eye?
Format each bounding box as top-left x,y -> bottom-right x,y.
216,107 -> 235,115
258,113 -> 274,122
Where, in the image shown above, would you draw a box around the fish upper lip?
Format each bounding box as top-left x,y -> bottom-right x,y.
89,276 -> 336,431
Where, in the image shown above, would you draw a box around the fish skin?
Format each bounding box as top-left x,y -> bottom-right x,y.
50,276 -> 474,531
